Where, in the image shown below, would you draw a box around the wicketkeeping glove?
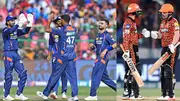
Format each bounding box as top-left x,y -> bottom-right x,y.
27,13 -> 34,27
18,13 -> 27,28
168,44 -> 175,54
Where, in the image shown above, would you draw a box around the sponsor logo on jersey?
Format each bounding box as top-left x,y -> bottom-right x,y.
124,29 -> 130,34
10,32 -> 18,39
54,35 -> 59,42
96,37 -> 103,44
161,28 -> 168,32
125,24 -> 131,29
66,32 -> 75,36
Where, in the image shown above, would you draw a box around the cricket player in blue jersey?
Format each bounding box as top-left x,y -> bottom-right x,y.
2,13 -> 33,101
47,17 -> 68,99
37,13 -> 78,101
84,18 -> 117,100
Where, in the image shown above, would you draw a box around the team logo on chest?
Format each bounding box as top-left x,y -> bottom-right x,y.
54,35 -> 59,42
10,31 -> 17,39
96,37 -> 103,44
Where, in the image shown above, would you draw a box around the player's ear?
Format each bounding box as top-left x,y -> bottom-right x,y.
6,21 -> 10,26
61,19 -> 64,25
105,23 -> 108,28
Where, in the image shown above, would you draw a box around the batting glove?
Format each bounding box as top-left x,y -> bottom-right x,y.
151,31 -> 158,39
142,28 -> 150,38
168,44 -> 175,54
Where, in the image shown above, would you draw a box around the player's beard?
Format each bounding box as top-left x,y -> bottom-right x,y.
99,26 -> 105,31
10,22 -> 15,27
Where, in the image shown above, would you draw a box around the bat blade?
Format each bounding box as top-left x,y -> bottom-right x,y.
126,58 -> 144,87
148,42 -> 180,75
148,52 -> 170,75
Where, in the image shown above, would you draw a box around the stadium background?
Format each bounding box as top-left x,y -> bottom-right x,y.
0,0 -> 117,100
117,0 -> 180,100
0,0 -> 180,100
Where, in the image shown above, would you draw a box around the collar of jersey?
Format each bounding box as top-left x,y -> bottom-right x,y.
63,24 -> 70,27
168,17 -> 173,21
99,30 -> 107,35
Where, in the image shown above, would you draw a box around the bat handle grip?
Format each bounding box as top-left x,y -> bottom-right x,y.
120,44 -> 125,52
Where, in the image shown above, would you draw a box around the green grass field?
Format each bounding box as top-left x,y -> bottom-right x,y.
0,87 -> 180,101
117,88 -> 180,101
0,86 -> 116,101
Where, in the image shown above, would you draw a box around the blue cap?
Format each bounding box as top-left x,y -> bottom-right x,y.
53,16 -> 61,23
6,15 -> 17,22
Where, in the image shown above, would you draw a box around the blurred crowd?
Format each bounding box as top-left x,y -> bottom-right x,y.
0,0 -> 116,60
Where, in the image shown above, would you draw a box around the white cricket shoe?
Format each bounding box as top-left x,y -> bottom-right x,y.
156,96 -> 169,100
68,96 -> 78,101
15,94 -> 28,100
50,92 -> 58,99
36,91 -> 48,100
168,96 -> 175,101
3,95 -> 15,101
129,96 -> 136,100
62,92 -> 67,99
84,96 -> 98,100
136,95 -> 145,100
121,90 -> 129,100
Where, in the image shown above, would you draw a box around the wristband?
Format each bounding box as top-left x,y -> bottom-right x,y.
106,46 -> 113,51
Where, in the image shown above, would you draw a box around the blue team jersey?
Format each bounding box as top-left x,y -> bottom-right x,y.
49,28 -> 61,55
2,25 -> 30,51
51,24 -> 77,60
94,31 -> 115,59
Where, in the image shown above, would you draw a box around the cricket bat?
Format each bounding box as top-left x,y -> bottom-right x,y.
120,44 -> 144,87
148,42 -> 180,75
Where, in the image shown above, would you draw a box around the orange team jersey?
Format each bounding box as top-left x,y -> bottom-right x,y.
122,17 -> 143,50
160,17 -> 179,47
122,17 -> 143,64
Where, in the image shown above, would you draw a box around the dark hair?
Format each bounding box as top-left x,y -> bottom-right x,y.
100,18 -> 109,25
61,14 -> 70,23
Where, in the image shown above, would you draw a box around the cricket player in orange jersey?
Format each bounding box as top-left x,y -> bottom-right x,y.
150,4 -> 180,101
121,3 -> 150,100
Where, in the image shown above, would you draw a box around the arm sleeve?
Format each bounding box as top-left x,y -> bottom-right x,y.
48,34 -> 54,52
51,28 -> 64,36
3,25 -> 19,36
138,33 -> 143,39
17,27 -> 31,36
93,39 -> 96,45
123,24 -> 131,51
172,20 -> 180,44
106,34 -> 115,45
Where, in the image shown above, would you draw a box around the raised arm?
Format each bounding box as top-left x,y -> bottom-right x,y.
3,25 -> 19,36
17,27 -> 31,36
45,15 -> 53,33
48,34 -> 55,51
45,13 -> 63,36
